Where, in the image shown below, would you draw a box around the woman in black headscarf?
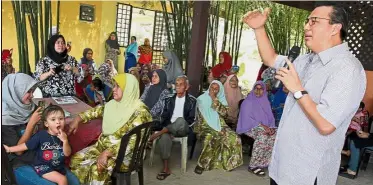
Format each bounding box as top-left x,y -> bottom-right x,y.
140,69 -> 170,121
105,32 -> 121,71
33,34 -> 82,97
79,48 -> 96,75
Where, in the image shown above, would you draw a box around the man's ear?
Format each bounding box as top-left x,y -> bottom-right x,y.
332,24 -> 342,36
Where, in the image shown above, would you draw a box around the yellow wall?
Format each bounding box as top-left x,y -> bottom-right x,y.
2,1 -> 170,73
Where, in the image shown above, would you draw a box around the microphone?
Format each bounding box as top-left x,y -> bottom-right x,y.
274,46 -> 301,89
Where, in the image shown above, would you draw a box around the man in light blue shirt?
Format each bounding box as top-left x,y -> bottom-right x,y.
242,2 -> 366,185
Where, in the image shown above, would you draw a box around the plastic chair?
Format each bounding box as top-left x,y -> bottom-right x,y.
33,87 -> 43,98
111,122 -> 153,185
149,133 -> 188,173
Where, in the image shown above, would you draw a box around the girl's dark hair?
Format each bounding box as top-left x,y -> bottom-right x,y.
41,105 -> 65,123
131,36 -> 137,41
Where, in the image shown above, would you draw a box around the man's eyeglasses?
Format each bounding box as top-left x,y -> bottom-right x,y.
305,17 -> 331,26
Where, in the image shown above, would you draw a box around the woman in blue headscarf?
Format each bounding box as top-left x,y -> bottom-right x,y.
124,36 -> 138,73
194,80 -> 243,174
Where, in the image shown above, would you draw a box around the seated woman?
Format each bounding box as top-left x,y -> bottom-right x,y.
236,81 -> 276,177
129,67 -> 145,94
141,69 -> 170,124
340,121 -> 373,179
1,48 -> 15,81
79,48 -> 97,75
211,52 -> 232,79
271,85 -> 289,126
33,34 -> 82,97
69,74 -> 152,185
75,64 -> 93,102
98,59 -> 118,85
194,80 -> 243,174
223,74 -> 243,129
2,73 -> 79,185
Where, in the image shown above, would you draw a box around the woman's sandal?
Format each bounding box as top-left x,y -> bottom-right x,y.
248,167 -> 266,177
156,172 -> 171,180
194,166 -> 204,175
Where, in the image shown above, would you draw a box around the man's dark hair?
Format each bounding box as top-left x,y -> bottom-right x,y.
92,78 -> 104,91
315,2 -> 350,40
131,36 -> 137,41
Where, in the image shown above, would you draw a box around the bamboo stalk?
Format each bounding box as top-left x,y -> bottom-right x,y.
39,1 -> 44,57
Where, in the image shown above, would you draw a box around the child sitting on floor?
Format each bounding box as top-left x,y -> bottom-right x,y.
86,77 -> 106,106
3,105 -> 72,185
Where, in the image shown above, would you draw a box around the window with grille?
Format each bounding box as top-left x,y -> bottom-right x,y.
152,11 -> 175,66
116,3 -> 132,47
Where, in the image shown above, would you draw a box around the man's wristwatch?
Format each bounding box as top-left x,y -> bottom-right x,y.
293,90 -> 308,100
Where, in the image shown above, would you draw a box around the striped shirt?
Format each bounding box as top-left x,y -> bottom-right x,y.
268,43 -> 366,185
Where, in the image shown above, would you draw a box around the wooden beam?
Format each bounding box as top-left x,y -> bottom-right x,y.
187,1 -> 210,97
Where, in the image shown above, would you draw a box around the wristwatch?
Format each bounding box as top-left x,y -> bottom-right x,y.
293,90 -> 308,100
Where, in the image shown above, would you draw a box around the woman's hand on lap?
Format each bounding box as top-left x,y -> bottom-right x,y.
68,116 -> 81,135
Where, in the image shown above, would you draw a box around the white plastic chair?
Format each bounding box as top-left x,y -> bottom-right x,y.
33,87 -> 43,98
149,132 -> 188,173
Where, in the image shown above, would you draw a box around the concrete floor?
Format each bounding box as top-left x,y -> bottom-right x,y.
132,142 -> 372,185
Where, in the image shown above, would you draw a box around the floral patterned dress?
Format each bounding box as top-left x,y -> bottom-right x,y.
34,56 -> 81,97
246,125 -> 277,168
105,43 -> 120,71
140,86 -> 170,121
194,100 -> 243,171
70,104 -> 152,185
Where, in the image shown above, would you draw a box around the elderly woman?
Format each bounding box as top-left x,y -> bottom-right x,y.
163,51 -> 183,90
69,74 -> 152,185
223,74 -> 244,128
98,59 -> 118,86
194,80 -> 243,174
138,38 -> 152,65
33,34 -> 82,97
141,69 -> 170,124
237,81 -> 276,177
105,32 -> 121,71
2,73 -> 80,185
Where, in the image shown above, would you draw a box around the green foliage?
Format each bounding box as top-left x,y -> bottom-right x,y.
237,62 -> 245,77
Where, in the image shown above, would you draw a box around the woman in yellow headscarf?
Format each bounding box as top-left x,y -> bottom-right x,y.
69,73 -> 152,185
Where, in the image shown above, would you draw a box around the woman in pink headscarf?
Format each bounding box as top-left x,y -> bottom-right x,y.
224,74 -> 243,128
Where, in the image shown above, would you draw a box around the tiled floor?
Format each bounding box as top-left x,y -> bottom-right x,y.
132,142 -> 373,185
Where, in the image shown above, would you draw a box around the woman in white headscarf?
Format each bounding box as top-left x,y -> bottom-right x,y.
162,51 -> 183,90
2,73 -> 80,185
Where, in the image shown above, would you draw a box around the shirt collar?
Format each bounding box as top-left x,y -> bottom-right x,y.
317,42 -> 349,66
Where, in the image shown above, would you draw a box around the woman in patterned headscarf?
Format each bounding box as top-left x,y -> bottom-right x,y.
194,80 -> 243,174
138,38 -> 152,65
69,74 -> 152,185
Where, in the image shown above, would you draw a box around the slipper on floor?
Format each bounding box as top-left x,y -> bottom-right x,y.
156,172 -> 170,180
248,167 -> 265,177
194,166 -> 204,175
